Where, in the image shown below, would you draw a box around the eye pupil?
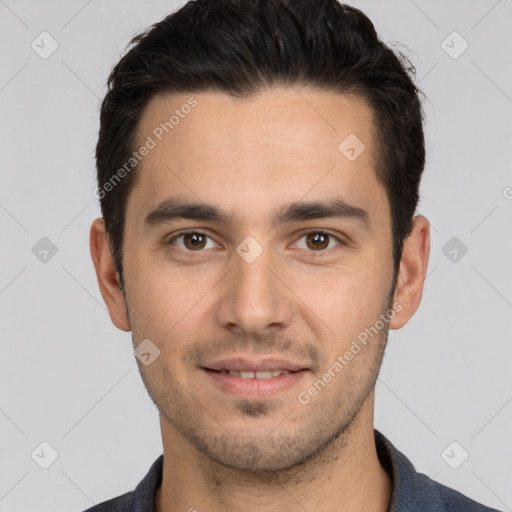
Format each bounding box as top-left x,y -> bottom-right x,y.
306,232 -> 329,250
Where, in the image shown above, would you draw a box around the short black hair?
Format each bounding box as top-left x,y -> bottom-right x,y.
95,0 -> 426,289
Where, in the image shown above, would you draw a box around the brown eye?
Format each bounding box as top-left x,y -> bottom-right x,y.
294,231 -> 342,252
170,231 -> 217,251
305,232 -> 330,250
183,232 -> 207,250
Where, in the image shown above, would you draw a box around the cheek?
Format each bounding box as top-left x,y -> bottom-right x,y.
125,255 -> 219,340
297,252 -> 391,338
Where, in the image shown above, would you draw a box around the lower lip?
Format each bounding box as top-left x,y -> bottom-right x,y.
203,369 -> 308,398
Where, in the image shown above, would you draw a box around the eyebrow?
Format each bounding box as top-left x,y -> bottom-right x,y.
143,198 -> 371,230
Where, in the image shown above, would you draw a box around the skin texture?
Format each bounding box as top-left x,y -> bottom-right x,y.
90,87 -> 430,512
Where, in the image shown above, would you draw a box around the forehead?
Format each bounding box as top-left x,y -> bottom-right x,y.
128,87 -> 388,230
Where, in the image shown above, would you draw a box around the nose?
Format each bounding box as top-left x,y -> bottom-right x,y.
215,244 -> 294,336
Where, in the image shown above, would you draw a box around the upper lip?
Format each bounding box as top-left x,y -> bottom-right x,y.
203,356 -> 309,372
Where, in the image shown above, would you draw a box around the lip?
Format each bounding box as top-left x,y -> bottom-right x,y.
203,367 -> 309,399
202,356 -> 309,372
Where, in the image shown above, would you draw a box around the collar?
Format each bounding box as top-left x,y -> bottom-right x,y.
125,429 -> 493,512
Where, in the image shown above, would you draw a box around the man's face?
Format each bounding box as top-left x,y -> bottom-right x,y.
121,88 -> 397,471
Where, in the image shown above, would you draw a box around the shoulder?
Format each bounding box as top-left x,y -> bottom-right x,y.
81,491 -> 134,512
421,474 -> 503,512
374,430 -> 502,512
79,454 -> 164,512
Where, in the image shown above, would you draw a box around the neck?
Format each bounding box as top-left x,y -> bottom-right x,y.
155,395 -> 392,512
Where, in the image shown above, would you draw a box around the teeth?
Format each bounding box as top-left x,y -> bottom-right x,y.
223,369 -> 291,378
255,371 -> 272,379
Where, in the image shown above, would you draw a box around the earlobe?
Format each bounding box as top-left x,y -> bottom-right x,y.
89,218 -> 131,332
389,215 -> 430,330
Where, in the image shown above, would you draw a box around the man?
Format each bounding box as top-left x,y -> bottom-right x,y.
87,0 -> 501,511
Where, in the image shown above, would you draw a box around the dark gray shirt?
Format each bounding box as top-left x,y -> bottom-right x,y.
82,429 -> 502,511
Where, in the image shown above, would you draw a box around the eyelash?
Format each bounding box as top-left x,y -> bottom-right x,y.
167,229 -> 346,255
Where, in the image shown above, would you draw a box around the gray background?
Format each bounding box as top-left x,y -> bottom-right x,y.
0,0 -> 511,510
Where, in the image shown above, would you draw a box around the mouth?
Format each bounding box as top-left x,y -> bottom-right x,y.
203,356 -> 309,373
211,369 -> 293,379
201,358 -> 310,398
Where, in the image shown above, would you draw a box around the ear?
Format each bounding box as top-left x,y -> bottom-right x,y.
89,218 -> 131,332
389,215 -> 430,330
